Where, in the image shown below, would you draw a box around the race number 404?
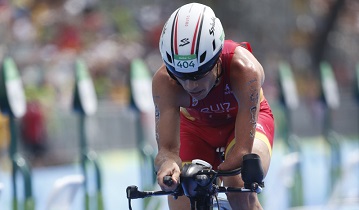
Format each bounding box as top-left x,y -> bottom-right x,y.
174,54 -> 198,72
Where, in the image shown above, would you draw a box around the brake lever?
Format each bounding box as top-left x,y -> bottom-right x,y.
163,175 -> 173,186
163,175 -> 184,199
126,185 -> 145,199
127,186 -> 139,210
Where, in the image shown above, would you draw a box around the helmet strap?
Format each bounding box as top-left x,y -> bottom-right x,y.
166,67 -> 181,85
213,61 -> 223,87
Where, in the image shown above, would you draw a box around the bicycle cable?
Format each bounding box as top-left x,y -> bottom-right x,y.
214,194 -> 220,209
128,198 -> 132,210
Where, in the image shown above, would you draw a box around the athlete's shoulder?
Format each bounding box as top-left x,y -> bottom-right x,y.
223,39 -> 252,51
152,64 -> 190,107
153,65 -> 179,90
230,45 -> 264,85
222,40 -> 253,58
153,65 -> 168,81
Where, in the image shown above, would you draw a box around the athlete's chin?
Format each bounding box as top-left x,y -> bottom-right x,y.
191,91 -> 208,100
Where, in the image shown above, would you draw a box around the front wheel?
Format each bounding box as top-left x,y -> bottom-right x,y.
213,197 -> 231,210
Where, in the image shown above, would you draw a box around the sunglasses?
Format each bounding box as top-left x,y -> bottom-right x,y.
166,60 -> 218,81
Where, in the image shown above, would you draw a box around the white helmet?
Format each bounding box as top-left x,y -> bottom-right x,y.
159,3 -> 225,80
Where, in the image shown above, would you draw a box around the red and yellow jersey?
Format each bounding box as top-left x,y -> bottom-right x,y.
180,40 -> 263,126
178,40 -> 274,167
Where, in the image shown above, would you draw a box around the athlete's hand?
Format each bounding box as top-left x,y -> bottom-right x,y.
218,146 -> 245,171
218,156 -> 241,171
156,160 -> 181,191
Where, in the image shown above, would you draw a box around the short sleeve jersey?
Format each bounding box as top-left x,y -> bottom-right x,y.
180,40 -> 250,126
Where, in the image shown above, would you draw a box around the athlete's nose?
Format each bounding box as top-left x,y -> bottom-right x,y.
182,80 -> 198,91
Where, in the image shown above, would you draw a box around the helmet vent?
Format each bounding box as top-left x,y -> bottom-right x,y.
212,40 -> 216,51
166,52 -> 173,63
200,51 -> 206,63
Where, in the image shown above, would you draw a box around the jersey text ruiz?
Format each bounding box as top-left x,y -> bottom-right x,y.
200,102 -> 234,113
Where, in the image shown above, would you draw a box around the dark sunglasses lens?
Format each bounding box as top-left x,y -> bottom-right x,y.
179,73 -> 205,81
171,65 -> 213,81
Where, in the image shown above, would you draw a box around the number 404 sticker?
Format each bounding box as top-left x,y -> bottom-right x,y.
174,54 -> 198,72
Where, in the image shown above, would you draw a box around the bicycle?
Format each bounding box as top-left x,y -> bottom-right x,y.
126,153 -> 265,210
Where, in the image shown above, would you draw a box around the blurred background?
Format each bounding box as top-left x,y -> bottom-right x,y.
0,0 -> 358,210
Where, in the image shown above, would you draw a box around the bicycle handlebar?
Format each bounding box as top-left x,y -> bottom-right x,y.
126,185 -> 174,199
126,153 -> 264,210
217,168 -> 242,176
162,166 -> 243,196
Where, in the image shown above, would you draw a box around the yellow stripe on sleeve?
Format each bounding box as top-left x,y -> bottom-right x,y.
180,107 -> 196,121
254,132 -> 272,156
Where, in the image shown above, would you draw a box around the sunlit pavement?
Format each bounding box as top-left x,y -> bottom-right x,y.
264,136 -> 359,210
0,137 -> 358,210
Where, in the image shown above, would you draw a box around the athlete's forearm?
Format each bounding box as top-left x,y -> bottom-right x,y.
231,105 -> 259,163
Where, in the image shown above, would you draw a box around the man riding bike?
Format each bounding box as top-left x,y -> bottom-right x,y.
153,3 -> 275,210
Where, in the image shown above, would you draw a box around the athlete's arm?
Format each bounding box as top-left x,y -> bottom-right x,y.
152,64 -> 186,191
218,46 -> 265,170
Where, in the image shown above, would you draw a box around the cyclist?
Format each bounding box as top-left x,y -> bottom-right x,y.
153,3 -> 275,210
